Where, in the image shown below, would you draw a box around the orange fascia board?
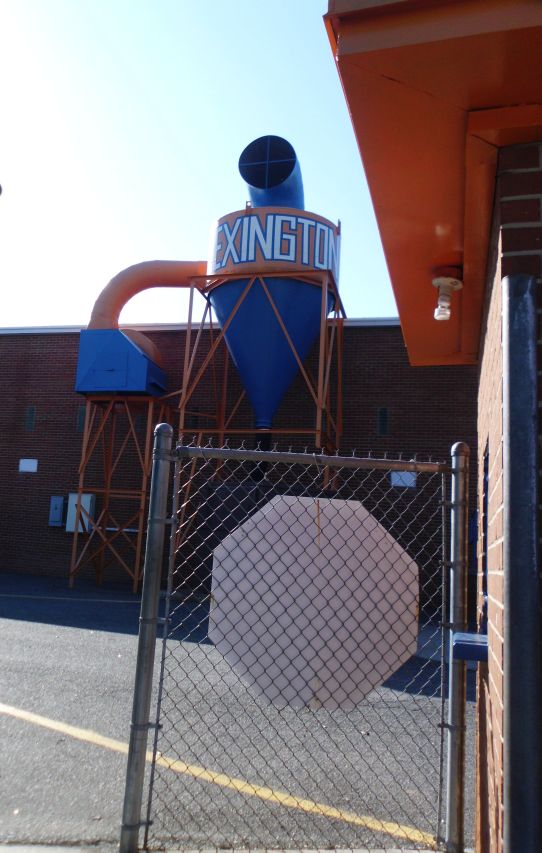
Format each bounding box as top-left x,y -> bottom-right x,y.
328,0 -> 411,14
330,0 -> 542,54
325,0 -> 542,365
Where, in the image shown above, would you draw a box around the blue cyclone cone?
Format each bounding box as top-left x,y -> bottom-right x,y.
210,136 -> 334,429
209,278 -> 333,429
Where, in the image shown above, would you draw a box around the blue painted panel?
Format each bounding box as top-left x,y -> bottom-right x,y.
75,329 -> 167,396
452,631 -> 489,662
209,278 -> 333,428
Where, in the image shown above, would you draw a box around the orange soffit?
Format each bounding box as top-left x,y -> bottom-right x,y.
325,0 -> 542,365
208,207 -> 341,282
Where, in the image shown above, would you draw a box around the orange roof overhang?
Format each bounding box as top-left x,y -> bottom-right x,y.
325,0 -> 542,364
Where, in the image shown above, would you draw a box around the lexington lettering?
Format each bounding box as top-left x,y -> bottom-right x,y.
211,212 -> 340,282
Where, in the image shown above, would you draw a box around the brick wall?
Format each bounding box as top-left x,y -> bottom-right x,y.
0,333 -> 84,580
0,323 -> 477,585
477,228 -> 504,853
476,142 -> 542,853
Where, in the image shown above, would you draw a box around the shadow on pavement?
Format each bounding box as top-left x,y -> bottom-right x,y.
383,655 -> 477,701
0,573 -> 478,698
0,572 -> 209,642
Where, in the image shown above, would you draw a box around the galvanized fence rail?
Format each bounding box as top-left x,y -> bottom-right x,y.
120,432 -> 470,852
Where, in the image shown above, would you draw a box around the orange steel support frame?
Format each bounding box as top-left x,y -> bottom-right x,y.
69,396 -> 176,591
163,270 -> 345,453
70,269 -> 344,589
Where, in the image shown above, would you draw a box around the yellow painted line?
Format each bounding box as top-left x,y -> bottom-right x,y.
158,753 -> 436,846
0,702 -> 435,848
0,702 -> 130,754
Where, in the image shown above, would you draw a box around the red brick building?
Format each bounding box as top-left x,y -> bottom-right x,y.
0,319 -> 477,584
325,2 -> 542,851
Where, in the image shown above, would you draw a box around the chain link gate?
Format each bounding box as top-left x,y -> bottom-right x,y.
121,430 -> 471,852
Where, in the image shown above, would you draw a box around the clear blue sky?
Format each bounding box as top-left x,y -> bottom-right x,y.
0,0 -> 396,327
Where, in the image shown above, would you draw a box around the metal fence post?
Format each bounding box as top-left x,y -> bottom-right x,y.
120,423 -> 173,853
445,441 -> 469,853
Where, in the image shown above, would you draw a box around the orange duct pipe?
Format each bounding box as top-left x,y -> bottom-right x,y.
87,260 -> 207,368
88,260 -> 207,329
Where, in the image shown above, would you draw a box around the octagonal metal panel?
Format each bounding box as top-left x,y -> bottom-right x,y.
209,495 -> 419,709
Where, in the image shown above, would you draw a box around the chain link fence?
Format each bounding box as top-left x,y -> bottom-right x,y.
136,444 -> 453,851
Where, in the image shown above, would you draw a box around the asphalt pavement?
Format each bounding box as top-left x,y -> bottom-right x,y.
0,572 -> 475,852
0,572 -> 144,849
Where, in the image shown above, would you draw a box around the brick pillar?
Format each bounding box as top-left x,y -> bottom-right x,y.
477,142 -> 542,853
